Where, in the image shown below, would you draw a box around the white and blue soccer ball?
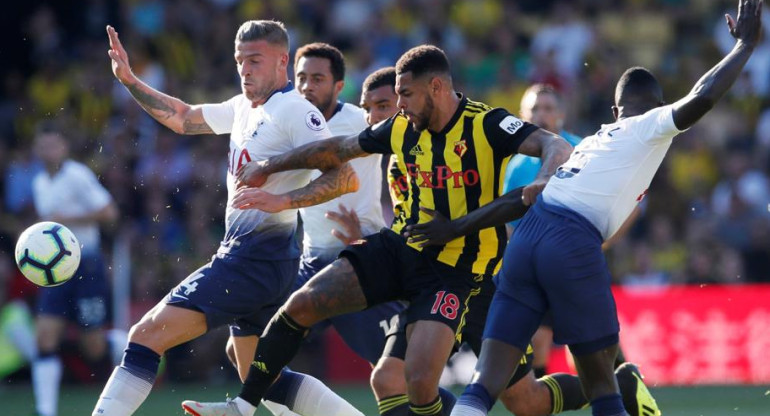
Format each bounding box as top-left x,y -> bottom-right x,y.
15,221 -> 81,287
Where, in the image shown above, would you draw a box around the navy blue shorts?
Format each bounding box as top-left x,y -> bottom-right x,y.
297,253 -> 405,364
37,253 -> 110,328
492,197 -> 619,348
165,253 -> 298,337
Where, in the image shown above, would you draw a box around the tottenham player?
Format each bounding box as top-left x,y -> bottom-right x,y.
250,43 -> 405,416
189,45 -> 572,416
450,1 -> 763,415
30,126 -> 122,416
94,21 -> 359,416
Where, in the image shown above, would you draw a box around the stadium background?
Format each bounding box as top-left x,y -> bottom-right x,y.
1,0 -> 769,414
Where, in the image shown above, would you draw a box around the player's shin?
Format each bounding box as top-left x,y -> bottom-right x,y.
92,342 -> 161,416
239,311 -> 309,407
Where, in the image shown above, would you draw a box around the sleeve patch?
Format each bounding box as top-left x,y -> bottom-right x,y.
305,111 -> 326,131
499,115 -> 525,135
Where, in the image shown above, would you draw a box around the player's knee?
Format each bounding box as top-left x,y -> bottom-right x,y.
404,365 -> 439,402
371,358 -> 406,399
81,339 -> 107,362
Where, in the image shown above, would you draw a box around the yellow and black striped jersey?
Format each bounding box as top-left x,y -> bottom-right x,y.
358,95 -> 537,274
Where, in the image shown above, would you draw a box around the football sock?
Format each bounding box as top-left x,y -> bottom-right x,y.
591,393 -> 627,416
541,373 -> 588,413
239,311 -> 308,407
378,388 -> 454,416
264,368 -> 363,416
33,352 -> 62,416
91,342 -> 160,416
378,394 -> 410,416
262,399 -> 300,416
439,387 -> 457,414
450,383 -> 494,416
409,395 -> 443,416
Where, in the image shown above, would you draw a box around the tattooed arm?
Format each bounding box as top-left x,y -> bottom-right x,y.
237,133 -> 369,188
107,25 -> 212,135
232,162 -> 360,212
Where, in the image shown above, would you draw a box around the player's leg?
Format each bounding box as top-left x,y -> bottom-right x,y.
530,322 -> 553,378
402,320 -> 457,415
33,314 -> 66,416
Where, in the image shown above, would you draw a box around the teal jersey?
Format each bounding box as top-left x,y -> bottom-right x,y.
503,130 -> 582,227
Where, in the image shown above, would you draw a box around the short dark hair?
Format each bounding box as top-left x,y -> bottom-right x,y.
523,83 -> 562,106
235,20 -> 289,50
615,67 -> 663,106
294,42 -> 345,82
395,45 -> 450,79
363,67 -> 396,92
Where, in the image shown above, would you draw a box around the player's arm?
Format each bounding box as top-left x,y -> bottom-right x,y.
107,26 -> 213,135
232,162 -> 359,213
404,186 -> 530,246
514,128 -> 573,205
237,117 -> 394,188
672,0 -> 762,130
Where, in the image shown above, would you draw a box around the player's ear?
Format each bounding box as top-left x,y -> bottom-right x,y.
429,76 -> 442,95
334,79 -> 345,96
611,105 -> 620,120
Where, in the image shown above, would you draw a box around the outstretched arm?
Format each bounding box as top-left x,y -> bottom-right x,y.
404,187 -> 530,246
236,133 -> 368,187
672,0 -> 762,130
515,129 -> 574,205
232,162 -> 359,213
107,25 -> 213,135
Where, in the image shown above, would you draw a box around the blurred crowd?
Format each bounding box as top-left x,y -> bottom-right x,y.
2,0 -> 770,327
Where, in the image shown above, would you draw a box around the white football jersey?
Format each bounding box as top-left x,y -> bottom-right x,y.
32,160 -> 112,254
201,84 -> 331,255
543,105 -> 685,240
300,103 -> 384,257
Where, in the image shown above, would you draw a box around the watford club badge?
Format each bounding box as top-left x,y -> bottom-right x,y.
453,139 -> 467,157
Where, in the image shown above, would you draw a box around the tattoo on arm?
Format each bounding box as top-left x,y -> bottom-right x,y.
127,84 -> 177,120
182,118 -> 214,135
286,162 -> 359,209
267,134 -> 369,174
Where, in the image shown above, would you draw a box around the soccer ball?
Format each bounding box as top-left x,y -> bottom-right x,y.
15,222 -> 81,287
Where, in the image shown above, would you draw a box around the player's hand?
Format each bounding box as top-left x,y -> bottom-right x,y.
232,187 -> 290,213
726,0 -> 763,47
325,204 -> 363,245
521,178 -> 548,206
403,207 -> 459,247
106,25 -> 135,84
236,160 -> 270,188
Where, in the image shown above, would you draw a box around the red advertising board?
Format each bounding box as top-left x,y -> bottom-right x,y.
613,284 -> 770,385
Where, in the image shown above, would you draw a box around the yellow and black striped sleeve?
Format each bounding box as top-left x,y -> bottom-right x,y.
482,108 -> 539,157
358,115 -> 396,155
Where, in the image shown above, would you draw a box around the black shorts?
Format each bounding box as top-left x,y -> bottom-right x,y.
382,276 -> 533,387
340,228 -> 484,336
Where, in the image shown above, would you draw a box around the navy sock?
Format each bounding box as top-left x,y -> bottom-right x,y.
457,383 -> 495,412
438,387 -> 457,414
591,393 -> 626,416
263,368 -> 304,408
240,312 -> 308,407
121,342 -> 161,384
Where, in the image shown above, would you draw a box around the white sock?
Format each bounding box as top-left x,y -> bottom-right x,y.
92,366 -> 153,416
450,403 -> 487,416
33,355 -> 62,416
290,374 -> 364,416
234,396 -> 258,416
262,400 -> 301,416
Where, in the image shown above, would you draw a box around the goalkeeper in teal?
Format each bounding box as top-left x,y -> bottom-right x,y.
504,84 -> 582,231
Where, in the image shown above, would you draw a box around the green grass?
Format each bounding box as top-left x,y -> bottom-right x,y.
1,382 -> 768,415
